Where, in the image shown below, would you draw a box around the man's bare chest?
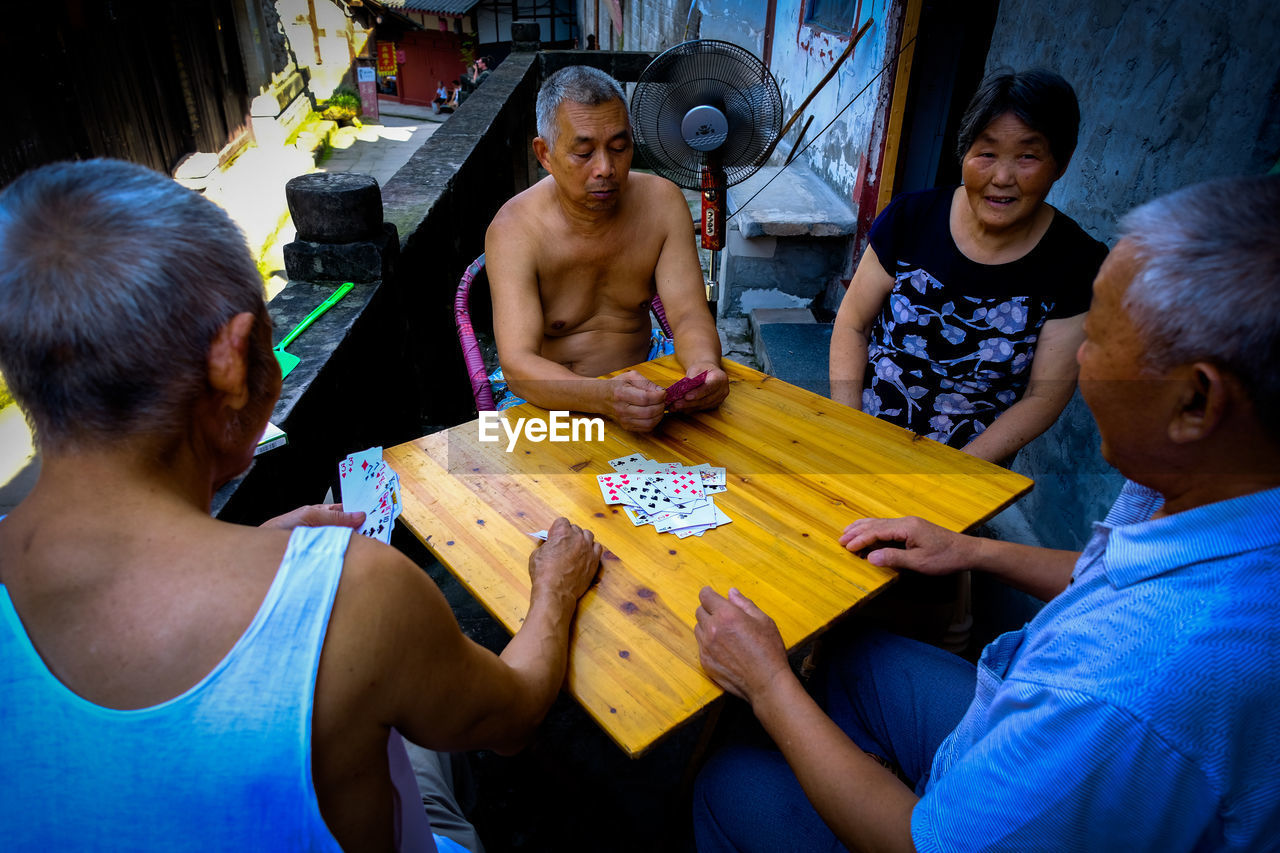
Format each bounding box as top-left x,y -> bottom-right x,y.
536,230 -> 662,302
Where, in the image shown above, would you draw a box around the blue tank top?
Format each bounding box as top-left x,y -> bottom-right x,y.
0,524 -> 433,850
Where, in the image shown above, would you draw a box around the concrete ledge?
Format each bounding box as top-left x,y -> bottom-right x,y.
727,164 -> 857,238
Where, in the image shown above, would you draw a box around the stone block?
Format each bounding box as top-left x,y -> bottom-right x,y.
511,20 -> 540,51
754,322 -> 832,398
283,222 -> 399,283
286,172 -> 383,243
750,307 -> 814,328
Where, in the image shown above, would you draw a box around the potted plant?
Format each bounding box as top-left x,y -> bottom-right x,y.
321,86 -> 364,126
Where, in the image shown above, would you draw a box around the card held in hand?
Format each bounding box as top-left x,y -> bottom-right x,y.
665,370 -> 709,403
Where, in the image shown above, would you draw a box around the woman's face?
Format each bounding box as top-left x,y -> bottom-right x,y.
961,112 -> 1061,232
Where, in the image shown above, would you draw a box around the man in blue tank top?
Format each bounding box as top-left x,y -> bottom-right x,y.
0,159 -> 602,851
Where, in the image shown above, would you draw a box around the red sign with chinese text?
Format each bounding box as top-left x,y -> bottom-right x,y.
377,42 -> 398,76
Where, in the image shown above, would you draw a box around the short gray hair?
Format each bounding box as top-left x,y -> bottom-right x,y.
536,65 -> 627,150
1120,174 -> 1280,438
0,159 -> 271,450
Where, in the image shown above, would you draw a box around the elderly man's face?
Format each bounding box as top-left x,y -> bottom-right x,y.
538,99 -> 633,212
1077,239 -> 1173,473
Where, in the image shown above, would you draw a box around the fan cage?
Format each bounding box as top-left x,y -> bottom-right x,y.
631,40 -> 783,191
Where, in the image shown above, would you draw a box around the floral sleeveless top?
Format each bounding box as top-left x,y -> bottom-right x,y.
862,188 -> 1107,448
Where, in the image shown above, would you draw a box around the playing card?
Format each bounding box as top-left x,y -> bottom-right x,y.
665,370 -> 709,402
608,453 -> 651,473
618,478 -> 683,515
653,467 -> 706,504
623,507 -> 653,527
694,464 -> 727,488
597,473 -> 640,506
340,447 -> 384,512
386,470 -> 402,519
595,456 -> 730,538
357,496 -> 394,544
341,447 -> 399,543
654,501 -> 718,533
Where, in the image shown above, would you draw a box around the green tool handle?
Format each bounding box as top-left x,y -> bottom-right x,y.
278,282 -> 354,349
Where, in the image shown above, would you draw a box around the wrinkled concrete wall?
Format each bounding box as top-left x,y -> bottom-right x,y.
697,0 -> 898,205
276,0 -> 365,100
990,0 -> 1280,245
629,0 -> 696,51
985,0 -> 1280,548
586,0 -> 693,52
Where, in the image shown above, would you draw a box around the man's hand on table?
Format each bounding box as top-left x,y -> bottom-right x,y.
838,516 -> 977,573
529,517 -> 603,605
694,586 -> 793,706
604,372 -> 667,432
259,503 -> 366,530
668,364 -> 729,413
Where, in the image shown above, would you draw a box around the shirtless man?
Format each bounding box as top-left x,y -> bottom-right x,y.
485,65 -> 728,432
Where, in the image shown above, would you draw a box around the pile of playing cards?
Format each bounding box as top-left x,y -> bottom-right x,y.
339,446 -> 401,544
597,453 -> 731,538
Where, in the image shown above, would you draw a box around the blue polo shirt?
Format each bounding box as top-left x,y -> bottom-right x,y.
912,480 -> 1280,852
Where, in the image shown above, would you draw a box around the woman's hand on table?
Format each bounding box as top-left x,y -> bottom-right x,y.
604,372 -> 667,432
668,364 -> 729,413
838,516 -> 977,574
695,586 -> 793,706
259,503 -> 365,530
529,517 -> 603,604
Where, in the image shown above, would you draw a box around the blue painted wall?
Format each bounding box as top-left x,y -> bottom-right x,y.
985,0 -> 1280,548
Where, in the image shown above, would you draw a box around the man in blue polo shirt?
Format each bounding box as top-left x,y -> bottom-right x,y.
691,174 -> 1280,852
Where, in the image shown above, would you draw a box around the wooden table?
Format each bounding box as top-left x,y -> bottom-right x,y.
386,356 -> 1031,756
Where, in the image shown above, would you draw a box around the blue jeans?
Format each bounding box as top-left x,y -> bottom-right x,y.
692,630 -> 977,852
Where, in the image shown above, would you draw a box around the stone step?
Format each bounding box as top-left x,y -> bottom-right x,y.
716,163 -> 857,319
750,307 -> 832,398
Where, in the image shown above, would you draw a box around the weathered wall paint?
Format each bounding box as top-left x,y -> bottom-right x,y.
613,0 -> 902,228
736,0 -> 895,202
612,0 -> 1279,552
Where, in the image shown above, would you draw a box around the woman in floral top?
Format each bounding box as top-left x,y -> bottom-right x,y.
830,69 -> 1108,462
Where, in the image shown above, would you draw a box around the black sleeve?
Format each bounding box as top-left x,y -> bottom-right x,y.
1046,220 -> 1109,319
867,192 -> 908,264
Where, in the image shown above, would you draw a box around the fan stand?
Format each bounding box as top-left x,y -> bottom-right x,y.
699,160 -> 727,252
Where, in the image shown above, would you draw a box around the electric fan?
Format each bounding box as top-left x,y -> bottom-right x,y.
630,40 -> 784,251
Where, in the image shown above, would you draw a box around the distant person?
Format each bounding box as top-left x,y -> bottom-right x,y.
433,79 -> 449,113
485,66 -> 727,431
0,159 -> 603,851
695,175 -> 1280,852
830,69 -> 1107,463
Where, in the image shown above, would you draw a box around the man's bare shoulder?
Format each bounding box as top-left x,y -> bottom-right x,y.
490,176 -> 557,236
336,533 -> 431,605
629,171 -> 688,206
627,172 -> 695,229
